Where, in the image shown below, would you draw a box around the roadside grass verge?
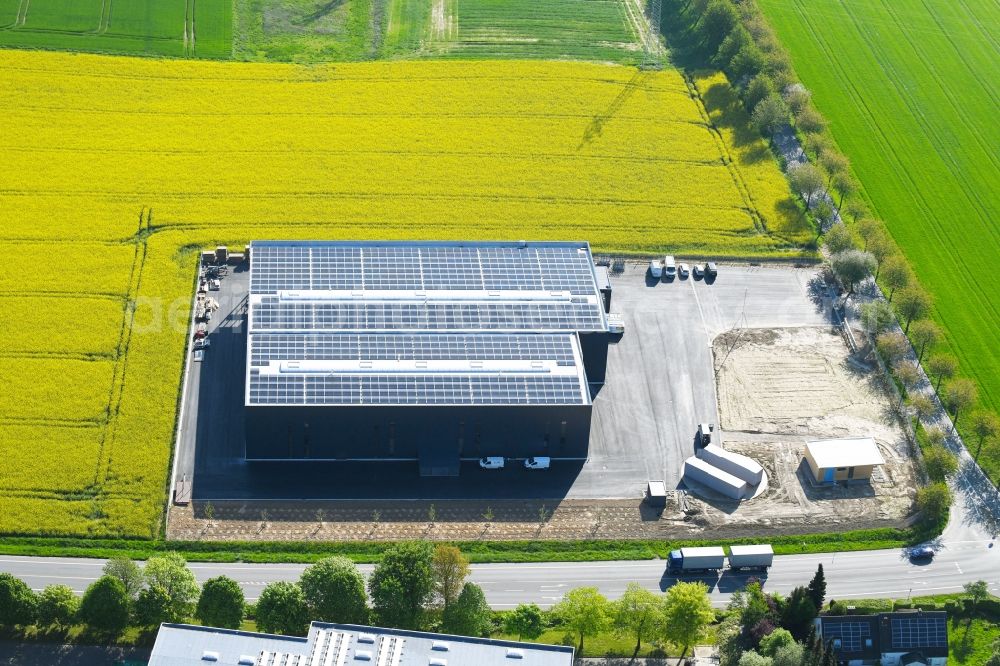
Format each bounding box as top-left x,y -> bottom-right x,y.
0,528 -> 910,563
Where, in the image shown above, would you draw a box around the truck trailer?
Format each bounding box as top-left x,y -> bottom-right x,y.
667,547 -> 727,574
727,545 -> 774,571
667,544 -> 774,575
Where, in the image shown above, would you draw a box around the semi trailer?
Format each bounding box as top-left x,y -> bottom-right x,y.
667,544 -> 773,574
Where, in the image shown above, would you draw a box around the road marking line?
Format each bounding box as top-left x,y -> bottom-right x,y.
955,562 -> 963,574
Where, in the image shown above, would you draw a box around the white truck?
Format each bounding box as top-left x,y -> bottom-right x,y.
667,547 -> 727,574
727,544 -> 774,571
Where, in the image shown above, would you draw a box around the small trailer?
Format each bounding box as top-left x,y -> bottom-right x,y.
727,545 -> 774,571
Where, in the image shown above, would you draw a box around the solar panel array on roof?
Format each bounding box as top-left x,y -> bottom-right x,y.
245,241 -> 602,407
890,616 -> 947,649
824,620 -> 873,653
249,242 -> 601,297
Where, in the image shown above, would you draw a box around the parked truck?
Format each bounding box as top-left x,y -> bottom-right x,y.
727,544 -> 774,571
667,547 -> 727,574
667,544 -> 773,575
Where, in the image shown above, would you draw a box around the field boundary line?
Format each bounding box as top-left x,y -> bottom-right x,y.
91,209 -> 149,497
683,73 -> 764,233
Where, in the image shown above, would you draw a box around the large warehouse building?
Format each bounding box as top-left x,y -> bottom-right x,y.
244,240 -> 610,476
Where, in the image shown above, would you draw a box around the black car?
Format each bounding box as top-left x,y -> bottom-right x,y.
908,545 -> 935,561
706,261 -> 718,278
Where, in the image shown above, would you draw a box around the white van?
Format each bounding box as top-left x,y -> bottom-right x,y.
649,259 -> 662,279
663,255 -> 677,279
479,457 -> 505,469
524,456 -> 551,470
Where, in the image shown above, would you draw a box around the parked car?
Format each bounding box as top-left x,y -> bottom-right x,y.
706,262 -> 718,278
524,456 -> 551,470
194,338 -> 211,350
649,259 -> 662,279
678,263 -> 690,278
693,264 -> 705,278
479,456 -> 505,470
663,255 -> 677,279
908,545 -> 935,561
193,349 -> 205,362
209,279 -> 222,291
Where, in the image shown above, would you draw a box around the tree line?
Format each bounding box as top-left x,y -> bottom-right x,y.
0,543 -> 720,659
664,0 -> 1000,506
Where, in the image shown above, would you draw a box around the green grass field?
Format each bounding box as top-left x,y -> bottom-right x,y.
237,0 -> 646,62
0,0 -> 231,57
757,0 -> 1000,478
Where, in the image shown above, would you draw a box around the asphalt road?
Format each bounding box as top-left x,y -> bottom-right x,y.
2,512 -> 996,608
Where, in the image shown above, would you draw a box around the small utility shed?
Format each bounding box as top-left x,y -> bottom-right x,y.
804,437 -> 885,484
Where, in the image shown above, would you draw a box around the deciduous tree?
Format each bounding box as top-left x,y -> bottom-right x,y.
196,576 -> 246,629
963,580 -> 989,614
698,0 -> 739,51
859,300 -> 894,335
256,581 -> 309,636
431,545 -> 470,612
553,586 -> 611,653
896,287 -> 932,333
0,573 -> 37,627
794,105 -> 826,135
503,603 -> 545,641
832,172 -> 858,208
751,94 -> 790,139
970,411 -> 999,462
37,585 -> 78,628
144,553 -> 199,622
876,331 -> 909,364
782,84 -> 811,114
442,583 -> 491,637
300,556 -> 368,624
893,360 -> 922,392
910,394 -> 936,421
662,582 -> 714,658
744,75 -> 776,112
915,482 -> 951,528
787,163 -> 825,207
368,541 -> 434,630
614,582 -> 663,659
830,250 -> 875,294
759,628 -> 794,656
880,256 -> 910,302
923,445 -> 958,482
943,378 -> 977,427
910,320 -> 941,363
823,223 -> 854,254
926,353 -> 957,392
102,557 -> 143,600
79,576 -> 129,635
135,585 -> 172,628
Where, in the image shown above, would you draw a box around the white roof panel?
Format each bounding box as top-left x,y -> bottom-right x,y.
806,438 -> 885,469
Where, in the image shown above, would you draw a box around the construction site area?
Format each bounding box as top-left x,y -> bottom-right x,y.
170,260 -> 920,542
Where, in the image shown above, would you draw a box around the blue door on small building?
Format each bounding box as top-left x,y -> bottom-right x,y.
824,468 -> 834,483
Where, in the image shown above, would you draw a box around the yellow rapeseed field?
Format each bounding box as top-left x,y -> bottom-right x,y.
0,51 -> 811,537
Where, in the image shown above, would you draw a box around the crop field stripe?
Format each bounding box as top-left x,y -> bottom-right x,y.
758,0 -> 1000,464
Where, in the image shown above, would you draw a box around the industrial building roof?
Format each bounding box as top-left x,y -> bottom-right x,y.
149,621 -> 576,666
245,241 -> 604,407
806,437 -> 885,469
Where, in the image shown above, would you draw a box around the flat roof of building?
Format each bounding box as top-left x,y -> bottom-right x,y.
245,241 -> 604,407
150,621 -> 576,666
806,437 -> 885,469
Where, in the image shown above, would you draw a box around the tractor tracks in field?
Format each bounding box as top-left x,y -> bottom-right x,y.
90,207 -> 151,507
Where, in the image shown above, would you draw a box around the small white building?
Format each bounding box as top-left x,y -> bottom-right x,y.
804,437 -> 885,484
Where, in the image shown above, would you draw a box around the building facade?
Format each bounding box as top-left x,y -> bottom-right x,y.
244,241 -> 610,476
804,437 -> 885,484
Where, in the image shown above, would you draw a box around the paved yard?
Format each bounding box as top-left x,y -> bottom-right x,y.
175,261 -> 831,504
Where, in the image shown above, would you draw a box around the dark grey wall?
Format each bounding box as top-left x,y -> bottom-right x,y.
580,332 -> 609,384
245,403 -> 592,462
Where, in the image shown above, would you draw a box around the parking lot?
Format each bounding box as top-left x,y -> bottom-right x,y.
175,261 -> 832,503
